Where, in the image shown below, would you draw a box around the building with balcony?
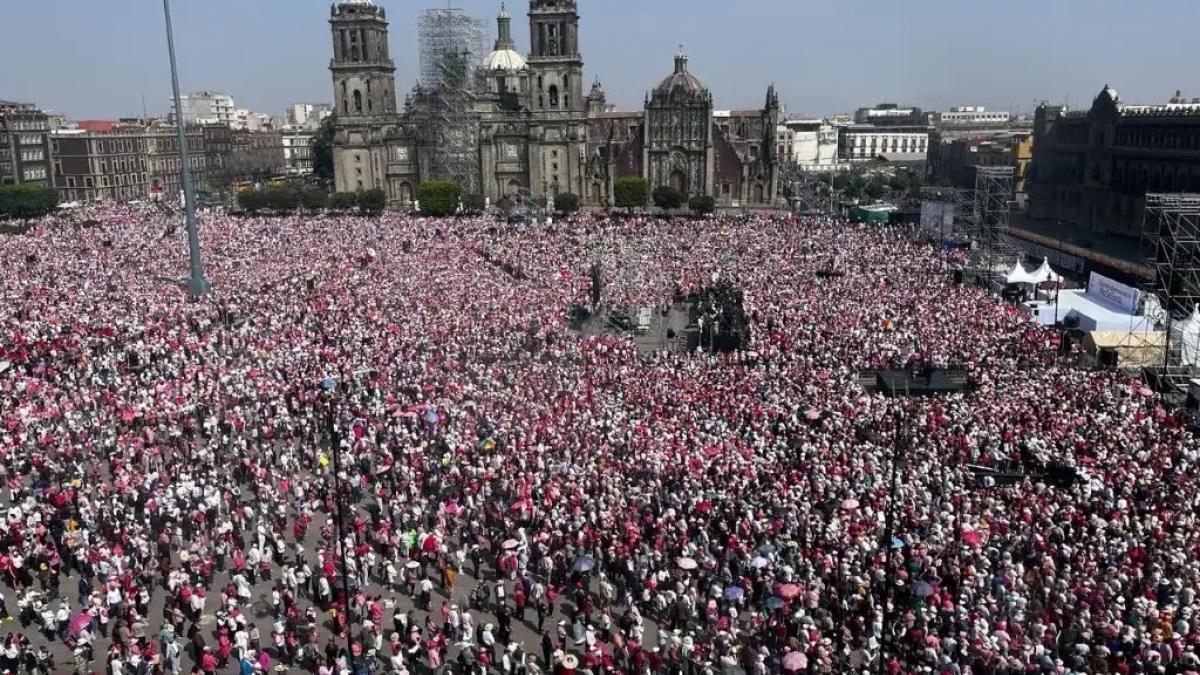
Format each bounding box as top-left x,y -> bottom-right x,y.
1028,85 -> 1200,238
0,100 -> 53,186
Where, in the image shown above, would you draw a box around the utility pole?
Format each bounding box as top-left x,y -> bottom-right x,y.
161,0 -> 209,297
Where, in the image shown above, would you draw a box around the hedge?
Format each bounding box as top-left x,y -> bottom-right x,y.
0,184 -> 59,220
419,181 -> 461,217
613,177 -> 648,211
357,189 -> 387,216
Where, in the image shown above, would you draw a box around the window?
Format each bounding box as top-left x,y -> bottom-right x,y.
548,85 -> 559,107
354,90 -> 363,113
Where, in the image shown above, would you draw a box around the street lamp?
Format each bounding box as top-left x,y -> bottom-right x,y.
161,0 -> 208,297
322,392 -> 358,674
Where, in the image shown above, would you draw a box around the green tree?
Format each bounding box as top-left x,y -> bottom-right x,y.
300,190 -> 329,211
613,176 -> 649,212
652,186 -> 684,211
554,192 -> 580,215
237,189 -> 269,214
311,114 -> 337,185
864,179 -> 887,200
688,195 -> 716,216
263,187 -> 300,212
358,189 -> 388,216
418,180 -> 461,217
330,192 -> 359,211
461,193 -> 487,214
0,184 -> 59,220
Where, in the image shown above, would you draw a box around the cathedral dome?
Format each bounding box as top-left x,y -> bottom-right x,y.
482,48 -> 527,72
655,53 -> 706,97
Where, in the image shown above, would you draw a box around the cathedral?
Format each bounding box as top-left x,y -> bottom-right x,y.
328,0 -> 781,209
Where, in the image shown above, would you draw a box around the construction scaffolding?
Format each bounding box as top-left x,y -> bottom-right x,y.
1140,193 -> 1200,373
418,7 -> 487,192
969,166 -> 1023,285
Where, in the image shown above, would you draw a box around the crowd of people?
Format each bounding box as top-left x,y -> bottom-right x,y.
0,204 -> 1196,675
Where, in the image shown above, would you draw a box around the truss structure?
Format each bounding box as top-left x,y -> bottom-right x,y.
1139,194 -> 1200,372
968,166 -> 1022,282
418,8 -> 486,192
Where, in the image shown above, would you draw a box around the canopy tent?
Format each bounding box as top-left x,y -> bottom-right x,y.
1005,257 -> 1064,285
1082,330 -> 1166,369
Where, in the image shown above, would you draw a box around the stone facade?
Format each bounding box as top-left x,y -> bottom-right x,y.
328,0 -> 781,208
1029,85 -> 1200,238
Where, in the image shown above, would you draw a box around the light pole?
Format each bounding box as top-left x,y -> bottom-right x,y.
324,395 -> 357,674
161,0 -> 208,297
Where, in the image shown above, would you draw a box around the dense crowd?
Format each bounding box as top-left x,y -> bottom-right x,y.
0,205 -> 1195,675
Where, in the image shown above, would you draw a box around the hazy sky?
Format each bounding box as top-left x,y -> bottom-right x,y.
2,0 -> 1197,120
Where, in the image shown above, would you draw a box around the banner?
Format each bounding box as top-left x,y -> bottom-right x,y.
1087,271 -> 1139,314
920,201 -> 954,237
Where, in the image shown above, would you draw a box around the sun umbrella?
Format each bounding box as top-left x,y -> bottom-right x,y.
320,377 -> 336,391
805,409 -> 821,421
757,543 -> 776,555
69,612 -> 92,633
765,595 -> 785,610
562,654 -> 579,669
890,537 -> 905,549
782,651 -> 807,671
750,556 -> 770,569
840,498 -> 859,511
424,409 -> 439,425
962,529 -> 983,546
676,556 -> 698,570
914,581 -> 935,598
776,583 -> 801,599
572,555 -> 595,572
724,586 -> 745,600
405,560 -> 420,570
502,538 -> 519,550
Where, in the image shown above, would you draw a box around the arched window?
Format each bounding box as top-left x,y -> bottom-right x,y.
549,85 -> 559,108
343,98 -> 349,114
354,90 -> 363,113
351,46 -> 359,61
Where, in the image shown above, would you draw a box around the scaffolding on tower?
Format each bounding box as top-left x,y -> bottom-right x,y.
418,7 -> 487,193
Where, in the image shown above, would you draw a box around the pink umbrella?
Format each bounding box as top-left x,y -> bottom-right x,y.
676,556 -> 698,570
69,612 -> 92,633
840,498 -> 859,511
782,651 -> 807,671
776,583 -> 801,599
961,529 -> 983,546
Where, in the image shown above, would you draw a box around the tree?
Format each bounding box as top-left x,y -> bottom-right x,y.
330,192 -> 359,211
652,186 -> 683,212
864,179 -> 887,200
613,177 -> 649,212
461,193 -> 487,214
0,184 -> 59,220
418,180 -> 461,217
311,114 -> 337,185
688,195 -> 715,216
300,190 -> 329,211
358,189 -> 387,216
263,188 -> 300,212
237,189 -> 269,214
554,192 -> 580,215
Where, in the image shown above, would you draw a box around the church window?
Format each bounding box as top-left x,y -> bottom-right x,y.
538,95 -> 544,108
361,30 -> 369,60
367,99 -> 373,112
343,99 -> 349,114
549,85 -> 559,108
351,46 -> 359,61
537,76 -> 543,90
354,90 -> 363,113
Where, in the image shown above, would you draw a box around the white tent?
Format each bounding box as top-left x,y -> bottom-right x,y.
1006,257 -> 1064,285
1175,304 -> 1200,367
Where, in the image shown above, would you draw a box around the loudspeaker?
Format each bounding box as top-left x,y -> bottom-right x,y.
952,270 -> 964,285
1098,347 -> 1119,367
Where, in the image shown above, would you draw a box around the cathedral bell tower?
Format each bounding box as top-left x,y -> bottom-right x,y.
329,0 -> 396,118
328,0 -> 398,192
527,0 -> 583,113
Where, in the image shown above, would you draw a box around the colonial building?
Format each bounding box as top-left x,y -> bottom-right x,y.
327,0 -> 781,208
1029,85 -> 1200,237
0,101 -> 53,186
